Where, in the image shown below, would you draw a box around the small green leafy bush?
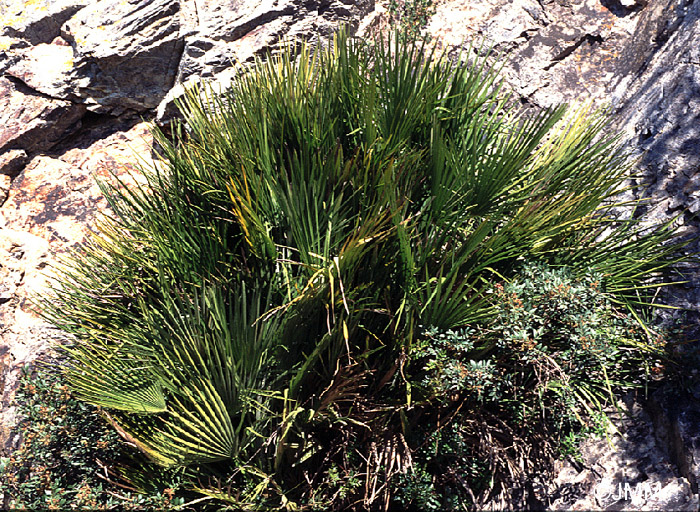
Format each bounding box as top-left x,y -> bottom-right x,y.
400,263 -> 667,507
415,263 -> 662,413
0,366 -> 187,510
388,0 -> 436,41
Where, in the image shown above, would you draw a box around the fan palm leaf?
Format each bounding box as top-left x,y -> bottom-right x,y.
40,29 -> 691,504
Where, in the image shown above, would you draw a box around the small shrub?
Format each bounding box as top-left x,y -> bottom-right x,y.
403,263 -> 667,506
387,0 -> 436,41
0,365 -> 187,510
393,422 -> 490,510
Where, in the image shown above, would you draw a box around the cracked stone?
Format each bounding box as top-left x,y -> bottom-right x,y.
0,0 -> 89,46
5,39 -> 77,100
0,77 -> 85,155
0,150 -> 28,177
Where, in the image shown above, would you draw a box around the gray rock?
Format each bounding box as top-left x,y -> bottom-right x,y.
4,0 -> 184,114
607,0 -> 700,340
4,37 -> 76,100
0,77 -> 86,154
157,0 -> 375,123
549,400 -> 699,511
64,0 -> 183,113
426,0 -> 641,109
648,387 -> 700,495
0,0 -> 88,47
0,0 -> 88,77
2,0 -> 373,118
613,0 -> 700,207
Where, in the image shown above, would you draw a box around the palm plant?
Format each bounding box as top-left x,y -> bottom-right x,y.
42,30 -> 690,508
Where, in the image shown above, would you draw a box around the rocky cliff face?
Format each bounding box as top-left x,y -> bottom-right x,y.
0,0 -> 698,509
0,0 -> 373,113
